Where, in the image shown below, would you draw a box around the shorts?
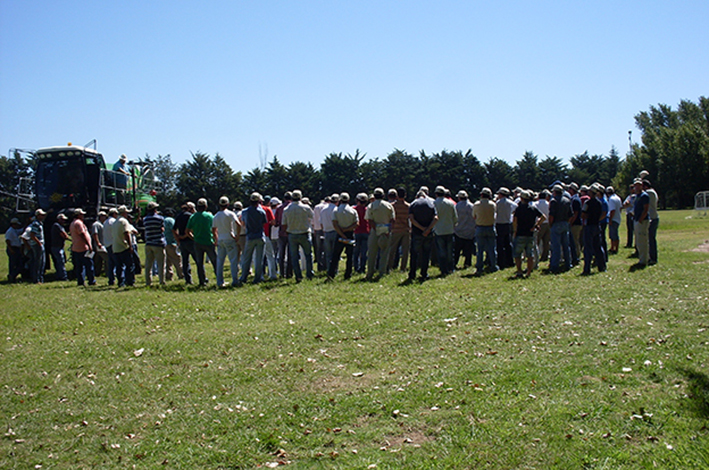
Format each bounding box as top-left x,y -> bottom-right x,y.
609,221 -> 620,241
514,236 -> 534,258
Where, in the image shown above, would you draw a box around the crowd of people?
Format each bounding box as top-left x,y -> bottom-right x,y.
5,173 -> 659,287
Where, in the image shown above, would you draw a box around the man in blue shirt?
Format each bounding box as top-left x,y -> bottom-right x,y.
239,193 -> 268,284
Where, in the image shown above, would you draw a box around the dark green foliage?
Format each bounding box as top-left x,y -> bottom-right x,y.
616,96 -> 709,208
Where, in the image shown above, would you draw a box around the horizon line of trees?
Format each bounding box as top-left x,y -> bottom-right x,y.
1,96 -> 707,228
148,147 -> 621,211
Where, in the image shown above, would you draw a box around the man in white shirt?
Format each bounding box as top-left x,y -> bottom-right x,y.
319,194 -> 338,273
312,197 -> 329,271
212,196 -> 242,287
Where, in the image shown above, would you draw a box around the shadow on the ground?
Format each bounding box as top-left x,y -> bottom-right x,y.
679,368 -> 709,419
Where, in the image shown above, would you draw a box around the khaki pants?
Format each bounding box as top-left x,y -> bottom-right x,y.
387,231 -> 410,271
144,245 -> 165,286
165,244 -> 183,280
367,233 -> 390,279
634,219 -> 650,265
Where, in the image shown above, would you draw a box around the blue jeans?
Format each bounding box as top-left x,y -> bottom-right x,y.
216,239 -> 240,286
288,233 -> 314,281
114,249 -> 135,286
323,231 -> 337,272
72,250 -> 95,286
550,222 -> 571,271
51,246 -> 68,281
435,233 -> 455,275
239,237 -> 264,284
354,233 -> 369,273
649,218 -> 659,263
475,226 -> 497,273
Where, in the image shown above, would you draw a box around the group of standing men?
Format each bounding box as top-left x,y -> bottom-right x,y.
6,172 -> 659,286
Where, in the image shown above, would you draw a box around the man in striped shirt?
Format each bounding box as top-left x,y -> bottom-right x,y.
143,201 -> 166,286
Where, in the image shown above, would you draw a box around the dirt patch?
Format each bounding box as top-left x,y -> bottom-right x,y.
690,241 -> 709,253
381,430 -> 435,448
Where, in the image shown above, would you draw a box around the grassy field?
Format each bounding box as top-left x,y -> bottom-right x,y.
2,210 -> 708,469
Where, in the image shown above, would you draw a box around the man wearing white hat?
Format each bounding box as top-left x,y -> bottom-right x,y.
213,196 -> 241,287
70,208 -> 95,286
187,198 -> 218,287
28,209 -> 47,283
50,213 -> 70,281
5,217 -> 25,282
238,193 -> 268,284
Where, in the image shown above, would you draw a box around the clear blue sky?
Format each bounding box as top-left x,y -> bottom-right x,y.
1,1 -> 706,173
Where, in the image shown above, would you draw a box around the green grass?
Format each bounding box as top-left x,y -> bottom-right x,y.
2,210 -> 709,469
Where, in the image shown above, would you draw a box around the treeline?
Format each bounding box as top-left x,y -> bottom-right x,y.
615,96 -> 709,209
2,96 -> 707,225
149,148 -> 622,210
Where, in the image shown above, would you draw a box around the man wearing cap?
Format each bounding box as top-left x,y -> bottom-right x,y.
643,179 -> 659,265
535,190 -> 551,263
408,189 -> 438,281
454,190 -> 476,269
605,186 -> 622,255
365,188 -> 396,280
261,197 -> 278,280
268,198 -> 281,274
580,185 -> 606,275
513,190 -> 545,277
187,198 -> 218,287
91,212 -> 109,277
213,196 -> 241,287
173,202 -> 196,284
50,213 -> 70,281
162,208 -> 183,281
239,193 -> 268,284
320,194 -> 339,274
70,209 -> 95,286
622,185 -> 636,249
633,179 -> 651,267
548,185 -> 572,273
103,208 -> 119,285
595,184 -> 609,263
312,196 -> 328,271
568,183 -> 583,266
433,186 -> 458,276
112,154 -> 130,203
282,189 -> 315,282
27,209 -> 47,283
328,192 -> 359,280
494,187 -> 517,270
274,192 -> 293,279
386,188 -> 411,273
6,217 -> 25,283
473,188 -> 497,275
143,201 -> 167,286
353,193 -> 370,274
112,205 -> 135,286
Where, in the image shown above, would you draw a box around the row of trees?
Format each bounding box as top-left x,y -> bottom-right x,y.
615,96 -> 709,208
150,148 -> 622,210
2,97 -> 707,227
